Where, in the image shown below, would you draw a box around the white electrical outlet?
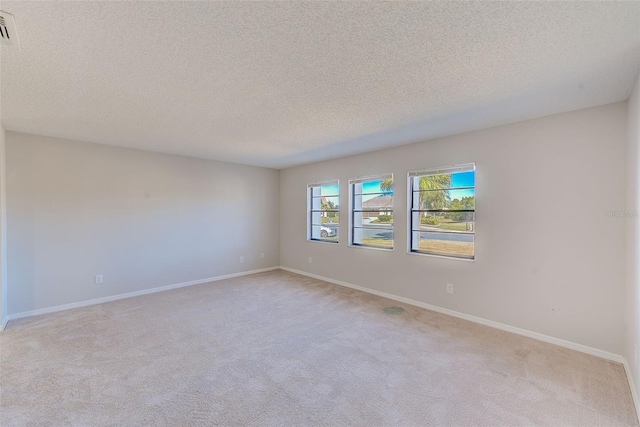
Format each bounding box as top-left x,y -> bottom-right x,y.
260,252 -> 265,259
308,256 -> 312,264
446,283 -> 453,294
240,256 -> 244,263
94,275 -> 104,285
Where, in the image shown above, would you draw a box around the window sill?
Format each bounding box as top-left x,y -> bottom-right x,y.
348,244 -> 393,252
307,239 -> 339,245
407,250 -> 475,262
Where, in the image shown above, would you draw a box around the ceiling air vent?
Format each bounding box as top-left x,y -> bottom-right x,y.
0,11 -> 20,50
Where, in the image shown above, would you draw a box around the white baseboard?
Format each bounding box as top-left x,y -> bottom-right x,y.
280,266 -> 624,364
623,358 -> 640,424
5,266 -> 279,324
3,265 -> 635,417
2,264 -> 627,365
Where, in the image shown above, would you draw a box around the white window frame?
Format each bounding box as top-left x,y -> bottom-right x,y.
307,180 -> 340,244
407,164 -> 476,260
349,173 -> 394,251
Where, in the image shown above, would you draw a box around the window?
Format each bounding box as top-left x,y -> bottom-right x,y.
409,164 -> 475,259
350,174 -> 393,250
308,181 -> 340,243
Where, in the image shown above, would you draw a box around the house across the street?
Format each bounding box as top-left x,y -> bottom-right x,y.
362,195 -> 393,218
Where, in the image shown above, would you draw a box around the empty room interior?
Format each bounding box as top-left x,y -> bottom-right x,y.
1,1 -> 640,426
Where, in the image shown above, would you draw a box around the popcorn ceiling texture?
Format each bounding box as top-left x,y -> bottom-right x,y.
1,271 -> 637,426
1,1 -> 639,168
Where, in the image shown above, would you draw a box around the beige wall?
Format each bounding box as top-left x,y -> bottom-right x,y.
3,101 -> 633,358
625,73 -> 640,397
6,132 -> 280,315
0,125 -> 6,328
280,102 -> 628,355
1,57 -> 6,327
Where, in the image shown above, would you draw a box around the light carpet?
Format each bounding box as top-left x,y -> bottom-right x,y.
0,270 -> 637,426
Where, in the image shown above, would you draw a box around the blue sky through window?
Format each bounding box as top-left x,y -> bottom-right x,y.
451,171 -> 475,198
320,171 -> 475,203
319,184 -> 339,197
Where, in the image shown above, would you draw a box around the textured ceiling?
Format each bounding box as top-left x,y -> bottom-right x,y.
1,1 -> 639,169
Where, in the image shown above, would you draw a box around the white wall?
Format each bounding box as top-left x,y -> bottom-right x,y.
281,102 -> 628,355
6,132 -> 280,315
625,73 -> 640,398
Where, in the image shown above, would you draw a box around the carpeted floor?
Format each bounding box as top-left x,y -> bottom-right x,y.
0,270 -> 637,426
